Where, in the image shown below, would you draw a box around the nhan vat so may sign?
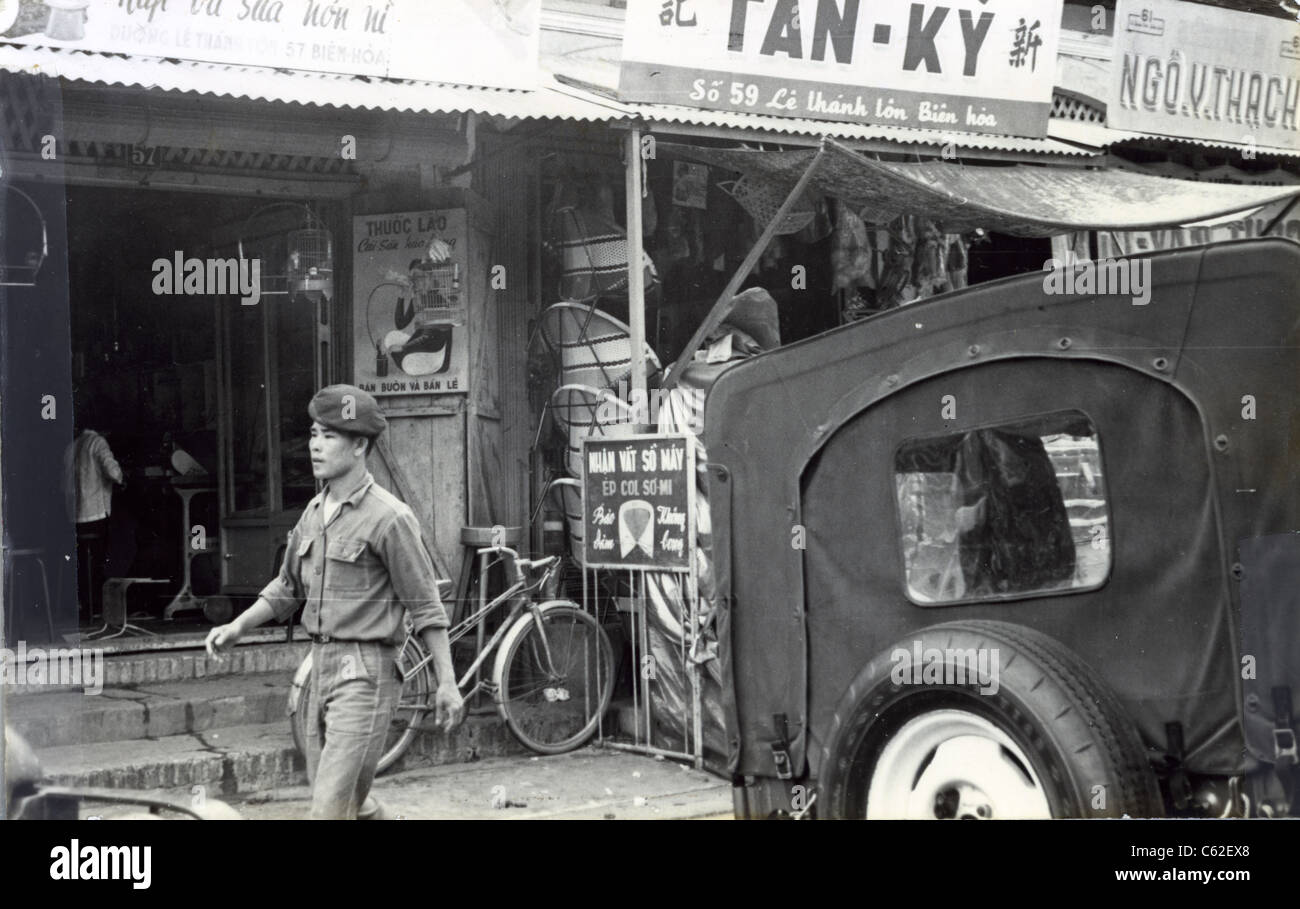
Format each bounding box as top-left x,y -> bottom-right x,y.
582,434 -> 694,572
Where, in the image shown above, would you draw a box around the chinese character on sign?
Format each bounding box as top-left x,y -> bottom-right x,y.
1008,18 -> 1043,70
659,0 -> 697,27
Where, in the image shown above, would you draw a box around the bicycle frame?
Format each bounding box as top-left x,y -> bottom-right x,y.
401,551 -> 564,699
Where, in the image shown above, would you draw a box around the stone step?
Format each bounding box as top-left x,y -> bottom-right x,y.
35,716 -> 528,806
36,722 -> 304,800
3,638 -> 310,696
8,670 -> 294,748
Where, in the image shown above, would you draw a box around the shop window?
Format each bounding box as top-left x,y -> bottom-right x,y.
894,411 -> 1111,604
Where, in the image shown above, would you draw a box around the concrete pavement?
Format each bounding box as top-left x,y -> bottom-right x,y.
82,745 -> 733,820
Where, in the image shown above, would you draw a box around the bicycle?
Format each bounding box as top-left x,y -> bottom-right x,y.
288,546 -> 615,774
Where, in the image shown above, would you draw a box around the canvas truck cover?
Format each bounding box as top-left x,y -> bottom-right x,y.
704,238 -> 1300,780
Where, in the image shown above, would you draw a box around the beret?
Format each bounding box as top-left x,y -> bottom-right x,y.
308,384 -> 387,437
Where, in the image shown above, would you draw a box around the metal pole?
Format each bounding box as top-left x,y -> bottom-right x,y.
602,740 -> 695,762
628,569 -> 640,747
624,128 -> 648,404
688,568 -> 703,770
642,572 -> 652,746
1263,195 -> 1299,236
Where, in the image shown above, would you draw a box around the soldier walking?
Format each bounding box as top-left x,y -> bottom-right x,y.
206,384 -> 463,819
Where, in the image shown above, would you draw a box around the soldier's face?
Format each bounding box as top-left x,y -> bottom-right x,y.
309,421 -> 364,482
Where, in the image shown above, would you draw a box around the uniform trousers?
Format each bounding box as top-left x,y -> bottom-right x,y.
301,639 -> 402,819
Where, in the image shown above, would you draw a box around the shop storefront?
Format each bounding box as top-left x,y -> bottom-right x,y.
0,0 -> 617,648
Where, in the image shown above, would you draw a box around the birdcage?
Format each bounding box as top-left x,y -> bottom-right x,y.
1,186 -> 49,287
409,259 -> 466,326
238,203 -> 334,300
286,224 -> 333,299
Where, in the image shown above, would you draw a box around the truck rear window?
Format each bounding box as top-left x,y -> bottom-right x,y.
894,410 -> 1111,604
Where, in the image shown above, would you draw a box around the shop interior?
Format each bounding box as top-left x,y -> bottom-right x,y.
527,141 -> 1053,513
56,142 -> 1054,650
64,185 -> 331,638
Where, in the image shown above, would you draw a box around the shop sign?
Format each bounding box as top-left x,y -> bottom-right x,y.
1,1 -> 540,90
1096,196 -> 1300,258
618,0 -> 1063,138
582,434 -> 693,572
352,209 -> 469,396
1109,0 -> 1300,152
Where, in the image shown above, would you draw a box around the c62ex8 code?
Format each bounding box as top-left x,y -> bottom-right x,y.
1132,845 -> 1250,859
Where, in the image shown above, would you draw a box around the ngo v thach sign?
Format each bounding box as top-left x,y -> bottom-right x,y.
582,434 -> 694,572
1,1 -> 540,91
619,0 -> 1064,138
1110,0 -> 1300,152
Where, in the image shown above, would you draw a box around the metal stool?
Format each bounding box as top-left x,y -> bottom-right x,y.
85,578 -> 167,640
3,547 -> 56,644
452,525 -> 524,626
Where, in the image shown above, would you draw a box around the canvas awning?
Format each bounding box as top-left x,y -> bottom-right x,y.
663,137 -> 1300,237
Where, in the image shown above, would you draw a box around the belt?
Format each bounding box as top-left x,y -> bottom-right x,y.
309,634 -> 394,647
310,633 -> 348,644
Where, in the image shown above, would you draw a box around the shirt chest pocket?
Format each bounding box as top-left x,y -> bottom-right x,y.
324,538 -> 372,591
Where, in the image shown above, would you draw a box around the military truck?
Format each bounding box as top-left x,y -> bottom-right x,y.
709,239 -> 1299,819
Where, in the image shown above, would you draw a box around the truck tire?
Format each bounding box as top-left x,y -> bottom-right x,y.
817,620 -> 1163,818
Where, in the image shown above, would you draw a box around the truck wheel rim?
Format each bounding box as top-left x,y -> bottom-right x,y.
865,709 -> 1052,819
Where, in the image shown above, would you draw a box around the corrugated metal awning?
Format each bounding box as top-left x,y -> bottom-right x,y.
1049,118 -> 1300,160
0,44 -> 629,122
663,137 -> 1300,237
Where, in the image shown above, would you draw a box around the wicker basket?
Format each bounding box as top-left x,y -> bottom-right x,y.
718,176 -> 815,236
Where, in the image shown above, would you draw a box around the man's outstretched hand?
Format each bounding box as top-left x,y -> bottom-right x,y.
205,623 -> 243,659
434,681 -> 464,732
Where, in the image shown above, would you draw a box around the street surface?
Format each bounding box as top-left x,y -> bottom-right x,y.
233,746 -> 731,820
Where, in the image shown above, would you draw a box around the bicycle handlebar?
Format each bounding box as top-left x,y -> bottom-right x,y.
472,546 -> 559,582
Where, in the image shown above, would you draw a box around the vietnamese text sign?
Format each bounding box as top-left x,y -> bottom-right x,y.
2,0 -> 540,90
352,209 -> 469,396
1110,0 -> 1300,152
582,434 -> 694,571
619,0 -> 1063,138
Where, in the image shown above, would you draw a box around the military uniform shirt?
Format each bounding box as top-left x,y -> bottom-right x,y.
258,473 -> 449,645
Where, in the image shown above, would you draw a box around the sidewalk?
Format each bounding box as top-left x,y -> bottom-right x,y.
211,746 -> 731,820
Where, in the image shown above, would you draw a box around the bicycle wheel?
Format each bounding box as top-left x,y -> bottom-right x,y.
494,602 -> 615,754
288,652 -> 313,761
377,636 -> 433,775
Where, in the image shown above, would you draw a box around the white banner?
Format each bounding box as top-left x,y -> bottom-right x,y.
619,0 -> 1063,137
1110,0 -> 1300,152
1,0 -> 540,90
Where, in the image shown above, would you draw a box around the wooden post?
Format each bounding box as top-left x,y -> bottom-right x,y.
624,127 -> 648,405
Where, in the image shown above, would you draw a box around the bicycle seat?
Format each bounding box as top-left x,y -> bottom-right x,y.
460,526 -> 523,547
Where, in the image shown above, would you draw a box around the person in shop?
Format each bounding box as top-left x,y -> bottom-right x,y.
205,384 -> 463,819
64,394 -> 126,622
